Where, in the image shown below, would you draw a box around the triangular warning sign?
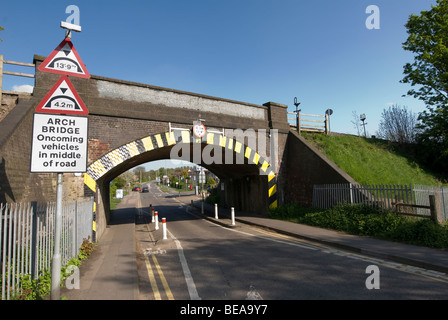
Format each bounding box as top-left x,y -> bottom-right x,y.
39,38 -> 90,79
35,75 -> 89,115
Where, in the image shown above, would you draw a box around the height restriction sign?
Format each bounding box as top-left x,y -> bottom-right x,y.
30,113 -> 88,173
35,75 -> 89,115
38,37 -> 90,78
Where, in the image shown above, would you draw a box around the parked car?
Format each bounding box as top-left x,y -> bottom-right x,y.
132,186 -> 141,192
141,186 -> 149,193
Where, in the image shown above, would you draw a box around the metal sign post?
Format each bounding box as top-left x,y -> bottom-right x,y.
34,14 -> 89,300
51,173 -> 63,300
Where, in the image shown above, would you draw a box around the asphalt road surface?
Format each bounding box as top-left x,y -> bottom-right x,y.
130,181 -> 448,301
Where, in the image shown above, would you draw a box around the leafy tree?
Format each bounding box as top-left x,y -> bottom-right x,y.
113,177 -> 126,189
206,177 -> 216,186
401,0 -> 448,107
401,0 -> 448,176
0,26 -> 4,42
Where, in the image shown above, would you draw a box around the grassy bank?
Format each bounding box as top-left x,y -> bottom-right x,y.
302,133 -> 446,186
270,204 -> 448,249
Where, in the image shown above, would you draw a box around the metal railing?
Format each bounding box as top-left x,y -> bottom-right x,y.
0,197 -> 93,300
312,183 -> 447,223
413,185 -> 448,222
312,183 -> 413,211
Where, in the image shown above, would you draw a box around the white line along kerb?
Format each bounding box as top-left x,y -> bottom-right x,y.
162,218 -> 167,240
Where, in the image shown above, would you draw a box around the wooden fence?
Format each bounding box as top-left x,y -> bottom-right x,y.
0,54 -> 35,106
288,111 -> 329,134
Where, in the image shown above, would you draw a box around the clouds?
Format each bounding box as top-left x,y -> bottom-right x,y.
12,84 -> 33,93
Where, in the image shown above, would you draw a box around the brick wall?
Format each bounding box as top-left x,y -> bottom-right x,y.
280,130 -> 357,206
1,55 -> 292,212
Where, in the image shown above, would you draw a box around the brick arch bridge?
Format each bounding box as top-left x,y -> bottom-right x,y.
85,129 -> 279,238
0,54 -> 357,241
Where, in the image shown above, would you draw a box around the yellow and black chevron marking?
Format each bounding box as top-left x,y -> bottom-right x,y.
84,131 -> 277,209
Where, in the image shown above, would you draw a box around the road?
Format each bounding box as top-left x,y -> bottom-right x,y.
131,181 -> 448,300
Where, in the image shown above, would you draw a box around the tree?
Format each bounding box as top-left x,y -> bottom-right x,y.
133,166 -> 146,182
119,170 -> 136,185
401,0 -> 448,176
401,0 -> 448,108
351,111 -> 361,136
377,105 -> 420,144
0,26 -> 4,42
113,177 -> 126,189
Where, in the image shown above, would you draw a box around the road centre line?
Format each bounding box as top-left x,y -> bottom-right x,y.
139,192 -> 199,300
167,229 -> 202,300
147,193 -> 201,300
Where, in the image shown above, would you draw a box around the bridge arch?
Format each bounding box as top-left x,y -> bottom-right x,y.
83,130 -> 278,239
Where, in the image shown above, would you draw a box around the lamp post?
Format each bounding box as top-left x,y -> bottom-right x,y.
360,114 -> 367,137
293,97 -> 301,131
325,109 -> 333,134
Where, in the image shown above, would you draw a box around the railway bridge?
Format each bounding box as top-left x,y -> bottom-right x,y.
0,54 -> 355,240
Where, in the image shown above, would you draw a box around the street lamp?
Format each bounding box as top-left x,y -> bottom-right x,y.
360,114 -> 367,137
293,97 -> 301,129
325,109 -> 333,133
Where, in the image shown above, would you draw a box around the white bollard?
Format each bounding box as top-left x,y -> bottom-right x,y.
214,203 -> 218,219
162,218 -> 167,240
151,207 -> 155,223
155,211 -> 159,230
231,207 -> 235,225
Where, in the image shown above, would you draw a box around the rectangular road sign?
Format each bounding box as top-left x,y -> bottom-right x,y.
31,113 -> 88,173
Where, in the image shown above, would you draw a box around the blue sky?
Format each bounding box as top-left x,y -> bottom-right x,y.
0,1 -> 437,169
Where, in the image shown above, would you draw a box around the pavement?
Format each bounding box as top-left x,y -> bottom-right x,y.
61,196 -> 139,300
61,188 -> 448,300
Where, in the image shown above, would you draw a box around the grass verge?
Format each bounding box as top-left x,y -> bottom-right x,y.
302,133 -> 446,186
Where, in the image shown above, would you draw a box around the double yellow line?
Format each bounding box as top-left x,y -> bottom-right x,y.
138,193 -> 174,300
145,253 -> 174,300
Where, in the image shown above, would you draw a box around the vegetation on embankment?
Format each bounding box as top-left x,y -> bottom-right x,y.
270,203 -> 448,249
270,133 -> 448,249
302,132 -> 447,186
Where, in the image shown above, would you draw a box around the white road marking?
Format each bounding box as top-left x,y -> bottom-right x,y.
167,229 -> 202,300
185,206 -> 448,284
246,285 -> 263,300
